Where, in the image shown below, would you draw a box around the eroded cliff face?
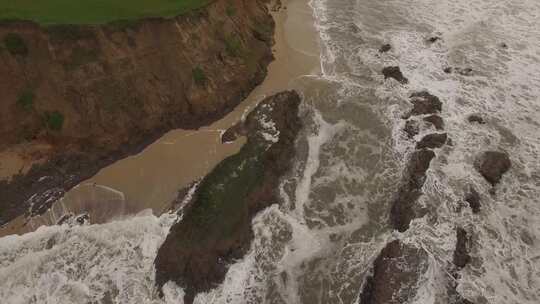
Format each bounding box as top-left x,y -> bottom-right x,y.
0,0 -> 275,224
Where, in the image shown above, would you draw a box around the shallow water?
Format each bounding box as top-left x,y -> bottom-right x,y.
1,0 -> 539,303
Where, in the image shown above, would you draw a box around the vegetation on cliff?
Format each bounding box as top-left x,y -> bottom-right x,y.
0,0 -> 213,24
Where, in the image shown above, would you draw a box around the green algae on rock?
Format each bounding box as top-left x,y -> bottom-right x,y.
154,91 -> 302,303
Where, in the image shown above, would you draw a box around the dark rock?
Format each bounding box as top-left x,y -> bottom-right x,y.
423,114 -> 444,130
416,133 -> 447,149
453,228 -> 471,269
359,240 -> 428,304
475,151 -> 511,185
379,44 -> 392,53
404,120 -> 419,139
443,67 -> 453,74
154,91 -> 302,303
467,114 -> 485,124
221,122 -> 246,143
465,186 -> 481,213
500,42 -> 508,49
382,66 -> 409,84
409,91 -> 442,116
390,149 -> 435,232
427,36 -> 442,43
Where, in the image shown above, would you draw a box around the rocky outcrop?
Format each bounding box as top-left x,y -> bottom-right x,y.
382,66 -> 408,84
467,114 -> 485,124
154,91 -> 302,303
390,149 -> 435,232
379,44 -> 391,53
359,240 -> 428,304
453,228 -> 471,269
0,0 -> 275,224
465,186 -> 481,213
475,151 -> 511,185
408,91 -> 442,116
404,120 -> 419,138
416,133 -> 448,149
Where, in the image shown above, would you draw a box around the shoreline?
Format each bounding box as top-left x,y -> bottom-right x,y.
0,0 -> 321,237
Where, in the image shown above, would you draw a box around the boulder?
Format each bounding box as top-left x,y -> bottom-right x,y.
379,44 -> 392,53
382,66 -> 409,84
467,115 -> 485,124
390,149 -> 435,232
409,91 -> 442,116
359,240 -> 428,304
475,151 -> 511,185
465,186 -> 481,213
416,133 -> 447,149
453,228 -> 471,269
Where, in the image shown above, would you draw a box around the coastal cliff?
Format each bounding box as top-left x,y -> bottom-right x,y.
0,0 -> 275,225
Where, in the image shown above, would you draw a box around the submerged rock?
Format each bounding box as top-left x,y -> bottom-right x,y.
154,91 -> 302,303
416,133 -> 447,149
427,36 -> 442,43
379,44 -> 392,53
390,149 -> 435,232
382,66 -> 409,84
408,91 -> 442,116
467,114 -> 486,124
465,186 -> 481,213
359,240 -> 428,304
475,151 -> 511,185
424,114 -> 444,130
453,228 -> 471,269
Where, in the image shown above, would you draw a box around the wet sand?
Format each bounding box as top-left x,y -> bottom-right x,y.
0,0 -> 320,236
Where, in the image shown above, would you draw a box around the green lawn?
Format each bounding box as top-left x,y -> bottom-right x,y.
0,0 -> 212,25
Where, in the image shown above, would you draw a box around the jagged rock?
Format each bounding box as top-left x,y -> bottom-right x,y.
221,122 -> 246,143
154,91 -> 302,303
390,149 -> 435,232
379,44 -> 391,53
465,186 -> 481,213
475,151 -> 511,185
427,36 -> 442,43
382,66 -> 409,84
416,133 -> 447,149
423,114 -> 444,130
467,114 -> 485,124
404,120 -> 419,138
409,91 -> 442,116
359,240 -> 428,304
453,228 -> 471,269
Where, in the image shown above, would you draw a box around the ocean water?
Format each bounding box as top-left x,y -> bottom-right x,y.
1,0 -> 539,303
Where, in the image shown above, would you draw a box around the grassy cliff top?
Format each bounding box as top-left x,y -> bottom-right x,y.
0,0 -> 212,25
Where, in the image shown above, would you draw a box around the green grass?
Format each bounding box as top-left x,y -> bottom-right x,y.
44,111 -> 65,131
0,0 -> 213,25
192,67 -> 207,86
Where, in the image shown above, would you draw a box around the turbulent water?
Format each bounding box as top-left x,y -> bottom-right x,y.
1,0 -> 539,303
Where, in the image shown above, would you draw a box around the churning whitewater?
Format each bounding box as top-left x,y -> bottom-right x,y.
1,0 -> 539,303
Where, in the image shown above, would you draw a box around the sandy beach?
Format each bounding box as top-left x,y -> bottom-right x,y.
0,0 -> 320,236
